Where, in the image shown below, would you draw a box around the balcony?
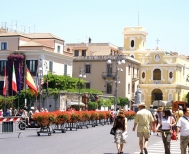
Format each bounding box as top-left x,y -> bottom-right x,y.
102,72 -> 116,80
132,74 -> 139,82
102,91 -> 115,96
153,80 -> 161,84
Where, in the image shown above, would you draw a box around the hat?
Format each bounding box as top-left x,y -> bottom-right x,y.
31,107 -> 34,110
157,107 -> 163,112
138,103 -> 147,108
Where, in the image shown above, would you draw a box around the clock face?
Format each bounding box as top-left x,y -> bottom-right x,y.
155,54 -> 160,61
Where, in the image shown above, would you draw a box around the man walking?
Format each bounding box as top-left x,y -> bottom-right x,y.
133,103 -> 154,154
177,107 -> 189,154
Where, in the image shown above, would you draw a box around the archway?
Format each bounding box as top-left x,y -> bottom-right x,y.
151,89 -> 163,104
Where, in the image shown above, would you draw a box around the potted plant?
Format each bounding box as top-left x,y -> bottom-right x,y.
33,112 -> 56,127
81,111 -> 90,122
54,111 -> 70,125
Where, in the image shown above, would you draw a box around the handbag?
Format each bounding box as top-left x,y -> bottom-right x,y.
122,131 -> 128,140
171,130 -> 177,140
170,116 -> 177,140
110,127 -> 116,135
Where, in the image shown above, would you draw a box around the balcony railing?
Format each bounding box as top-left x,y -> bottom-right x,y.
132,74 -> 139,81
102,91 -> 115,95
102,72 -> 116,80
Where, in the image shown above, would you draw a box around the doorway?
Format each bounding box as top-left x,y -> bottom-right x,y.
151,89 -> 163,104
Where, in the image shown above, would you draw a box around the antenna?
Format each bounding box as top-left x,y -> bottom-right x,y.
138,11 -> 139,26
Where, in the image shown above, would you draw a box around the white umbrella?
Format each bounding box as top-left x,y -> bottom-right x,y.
153,100 -> 167,106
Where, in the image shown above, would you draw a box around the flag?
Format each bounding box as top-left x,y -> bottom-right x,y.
17,64 -> 21,94
3,66 -> 7,95
26,68 -> 38,95
12,62 -> 17,92
46,74 -> 48,95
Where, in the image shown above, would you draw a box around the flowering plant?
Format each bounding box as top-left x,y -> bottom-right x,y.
98,111 -> 106,120
89,111 -> 99,120
124,110 -> 136,119
68,111 -> 82,123
33,112 -> 56,126
54,111 -> 70,124
81,111 -> 90,121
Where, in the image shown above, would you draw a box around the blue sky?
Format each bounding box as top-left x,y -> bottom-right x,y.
1,0 -> 189,55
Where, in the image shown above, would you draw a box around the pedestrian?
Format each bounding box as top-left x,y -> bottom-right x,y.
113,109 -> 127,154
110,109 -> 115,125
176,107 -> 189,154
132,103 -> 154,154
0,109 -> 3,117
156,107 -> 164,136
5,109 -> 10,116
156,109 -> 176,154
174,105 -> 184,123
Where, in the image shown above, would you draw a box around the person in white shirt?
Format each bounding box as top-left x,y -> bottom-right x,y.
177,107 -> 189,154
156,109 -> 176,154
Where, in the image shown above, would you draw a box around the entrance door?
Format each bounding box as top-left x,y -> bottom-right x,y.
151,89 -> 163,104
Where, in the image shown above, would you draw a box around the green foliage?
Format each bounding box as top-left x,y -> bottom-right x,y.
67,89 -> 102,95
118,97 -> 129,107
98,98 -> 112,107
0,95 -> 16,109
88,102 -> 98,110
43,73 -> 85,90
186,92 -> 189,104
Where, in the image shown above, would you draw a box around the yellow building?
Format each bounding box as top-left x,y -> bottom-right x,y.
122,27 -> 189,107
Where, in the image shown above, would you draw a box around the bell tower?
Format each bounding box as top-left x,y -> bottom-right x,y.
122,27 -> 148,51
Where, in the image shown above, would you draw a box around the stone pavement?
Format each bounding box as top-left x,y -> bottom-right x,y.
0,121 -> 163,154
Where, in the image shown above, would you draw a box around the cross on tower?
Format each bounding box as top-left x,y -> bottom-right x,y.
155,38 -> 160,45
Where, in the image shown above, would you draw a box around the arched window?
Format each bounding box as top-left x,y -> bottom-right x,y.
131,40 -> 134,48
153,69 -> 161,80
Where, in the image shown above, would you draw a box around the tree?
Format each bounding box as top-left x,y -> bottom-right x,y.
88,102 -> 98,110
118,97 -> 129,107
186,92 -> 189,105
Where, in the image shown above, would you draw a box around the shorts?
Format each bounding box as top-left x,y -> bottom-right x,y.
137,132 -> 150,138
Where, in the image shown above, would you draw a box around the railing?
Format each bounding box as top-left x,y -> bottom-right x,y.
73,55 -> 140,63
101,91 -> 115,95
132,74 -> 139,81
153,80 -> 161,84
102,72 -> 116,80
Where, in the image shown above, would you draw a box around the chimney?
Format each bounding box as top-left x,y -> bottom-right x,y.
88,37 -> 91,43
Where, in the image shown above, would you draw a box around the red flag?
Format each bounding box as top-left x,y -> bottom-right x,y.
3,67 -> 6,95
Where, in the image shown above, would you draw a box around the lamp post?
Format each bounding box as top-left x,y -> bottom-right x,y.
78,67 -> 86,111
107,51 -> 125,111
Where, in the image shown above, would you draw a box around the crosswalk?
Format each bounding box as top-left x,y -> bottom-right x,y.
134,140 -> 188,154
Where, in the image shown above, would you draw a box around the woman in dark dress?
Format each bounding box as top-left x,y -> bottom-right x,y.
113,109 -> 127,154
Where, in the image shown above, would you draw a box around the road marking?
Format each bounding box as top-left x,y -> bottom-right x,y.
134,140 -> 188,154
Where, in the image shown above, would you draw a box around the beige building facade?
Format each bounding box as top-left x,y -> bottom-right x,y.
73,54 -> 140,102
0,29 -> 73,96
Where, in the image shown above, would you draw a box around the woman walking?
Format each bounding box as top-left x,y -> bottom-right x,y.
156,109 -> 176,154
113,109 -> 127,154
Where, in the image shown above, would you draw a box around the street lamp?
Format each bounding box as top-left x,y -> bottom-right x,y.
78,67 -> 86,111
107,51 -> 125,111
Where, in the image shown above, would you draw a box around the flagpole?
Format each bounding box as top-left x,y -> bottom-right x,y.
18,63 -> 20,111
